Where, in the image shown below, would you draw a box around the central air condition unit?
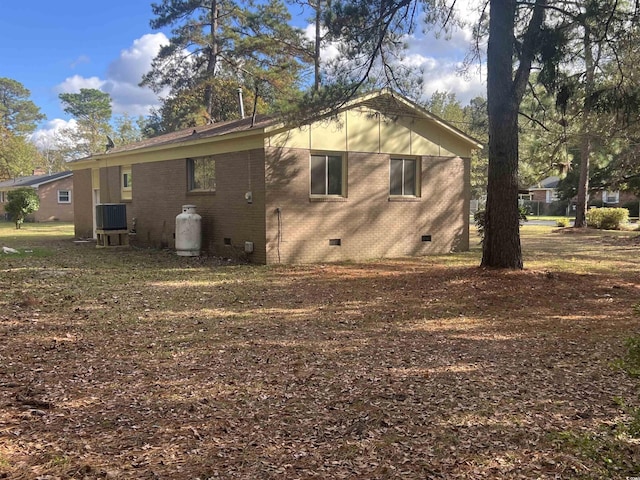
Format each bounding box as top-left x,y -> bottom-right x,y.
96,203 -> 127,230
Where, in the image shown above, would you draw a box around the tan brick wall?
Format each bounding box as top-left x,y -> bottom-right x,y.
129,150 -> 267,262
264,147 -> 469,264
33,176 -> 74,222
73,169 -> 94,238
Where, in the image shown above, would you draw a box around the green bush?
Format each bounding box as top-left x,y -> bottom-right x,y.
585,207 -> 629,230
621,335 -> 640,377
5,188 -> 39,229
556,217 -> 570,227
475,207 -> 528,243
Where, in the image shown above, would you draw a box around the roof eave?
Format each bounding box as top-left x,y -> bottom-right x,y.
69,127 -> 268,170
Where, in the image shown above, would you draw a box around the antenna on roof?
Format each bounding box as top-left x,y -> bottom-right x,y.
105,135 -> 115,152
251,83 -> 260,127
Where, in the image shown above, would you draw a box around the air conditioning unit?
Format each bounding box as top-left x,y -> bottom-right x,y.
96,204 -> 127,230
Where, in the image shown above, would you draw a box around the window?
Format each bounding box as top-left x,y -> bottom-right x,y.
603,190 -> 619,204
0,191 -> 5,203
390,158 -> 418,196
58,190 -> 71,204
121,166 -> 132,200
545,189 -> 559,203
188,156 -> 216,192
310,154 -> 344,196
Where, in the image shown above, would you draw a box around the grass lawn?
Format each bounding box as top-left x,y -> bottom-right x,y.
1,222 -> 640,478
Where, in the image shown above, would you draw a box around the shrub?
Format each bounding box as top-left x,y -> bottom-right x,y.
586,207 -> 629,230
620,335 -> 640,377
475,207 -> 528,243
556,217 -> 570,227
5,188 -> 39,229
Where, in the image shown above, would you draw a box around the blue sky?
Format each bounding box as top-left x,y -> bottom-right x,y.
0,0 -> 485,144
0,1 -> 161,123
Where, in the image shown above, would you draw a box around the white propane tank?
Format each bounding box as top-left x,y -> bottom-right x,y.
175,205 -> 202,256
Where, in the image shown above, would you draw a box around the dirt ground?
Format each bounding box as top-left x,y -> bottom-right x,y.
1,227 -> 640,479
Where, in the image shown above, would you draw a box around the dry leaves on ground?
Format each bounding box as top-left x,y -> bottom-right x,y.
1,230 -> 640,479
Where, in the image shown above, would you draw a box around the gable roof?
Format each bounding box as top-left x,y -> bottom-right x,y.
102,114 -> 275,156
70,89 -> 482,168
0,171 -> 72,189
529,176 -> 560,190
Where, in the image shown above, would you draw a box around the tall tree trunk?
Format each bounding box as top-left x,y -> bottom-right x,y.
482,0 -> 523,269
204,0 -> 219,122
481,0 -> 546,269
574,25 -> 594,228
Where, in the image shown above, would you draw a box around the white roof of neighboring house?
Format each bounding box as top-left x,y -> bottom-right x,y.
0,171 -> 72,189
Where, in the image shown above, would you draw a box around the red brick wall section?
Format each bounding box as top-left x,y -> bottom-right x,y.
530,190 -> 548,203
129,150 -> 267,262
264,147 -> 470,264
73,169 -> 93,238
33,176 -> 74,222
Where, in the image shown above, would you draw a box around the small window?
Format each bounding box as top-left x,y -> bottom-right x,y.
603,190 -> 619,204
58,190 -> 71,204
121,166 -> 132,200
390,158 -> 418,196
188,156 -> 216,192
0,191 -> 5,203
310,154 -> 344,196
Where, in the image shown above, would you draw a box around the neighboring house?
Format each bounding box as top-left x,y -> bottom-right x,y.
529,176 -> 560,204
596,189 -> 638,206
0,171 -> 74,222
69,89 -> 481,264
528,175 -> 640,216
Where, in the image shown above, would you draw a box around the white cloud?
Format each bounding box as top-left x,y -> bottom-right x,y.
405,1 -> 487,104
106,33 -> 168,86
70,55 -> 91,69
55,75 -> 105,94
53,32 -> 169,118
30,118 -> 78,150
303,24 -> 340,62
421,61 -> 486,104
301,2 -> 486,105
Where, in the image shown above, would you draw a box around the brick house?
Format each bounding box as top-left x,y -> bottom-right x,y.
69,90 -> 481,264
529,176 -> 560,204
528,175 -> 639,215
0,171 -> 74,222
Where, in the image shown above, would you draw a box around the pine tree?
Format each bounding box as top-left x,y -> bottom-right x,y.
142,0 -> 309,129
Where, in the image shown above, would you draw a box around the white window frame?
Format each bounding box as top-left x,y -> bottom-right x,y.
121,166 -> 132,200
389,157 -> 420,197
310,153 -> 346,197
0,191 -> 5,203
57,190 -> 71,204
603,190 -> 619,204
